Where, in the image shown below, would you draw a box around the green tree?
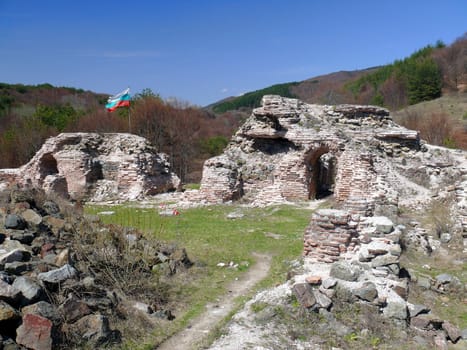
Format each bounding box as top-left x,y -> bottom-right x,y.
407,57 -> 442,104
200,136 -> 229,156
34,103 -> 80,131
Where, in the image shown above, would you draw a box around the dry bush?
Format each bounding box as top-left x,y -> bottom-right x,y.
71,220 -> 171,306
395,110 -> 465,148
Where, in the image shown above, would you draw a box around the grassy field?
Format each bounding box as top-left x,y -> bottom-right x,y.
85,202 -> 314,346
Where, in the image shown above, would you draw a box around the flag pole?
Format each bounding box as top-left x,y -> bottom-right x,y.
128,86 -> 131,133
128,105 -> 131,133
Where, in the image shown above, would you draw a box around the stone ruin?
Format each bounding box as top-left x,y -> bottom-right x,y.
194,95 -> 466,243
195,95 -> 420,209
194,95 -> 467,343
0,133 -> 181,202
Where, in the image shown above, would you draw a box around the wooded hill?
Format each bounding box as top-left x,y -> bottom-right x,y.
0,85 -> 240,182
212,34 -> 466,112
0,34 -> 465,182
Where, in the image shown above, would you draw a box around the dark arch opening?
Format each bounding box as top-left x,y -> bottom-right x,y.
39,153 -> 59,179
305,146 -> 336,200
316,153 -> 336,199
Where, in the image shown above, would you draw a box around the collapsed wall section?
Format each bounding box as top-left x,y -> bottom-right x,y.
0,133 -> 180,202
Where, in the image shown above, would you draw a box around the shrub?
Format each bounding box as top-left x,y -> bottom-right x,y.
395,110 -> 462,148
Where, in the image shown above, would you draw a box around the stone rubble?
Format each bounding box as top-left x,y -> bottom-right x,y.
0,188 -> 193,349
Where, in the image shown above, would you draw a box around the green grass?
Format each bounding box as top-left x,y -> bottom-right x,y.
85,203 -> 313,346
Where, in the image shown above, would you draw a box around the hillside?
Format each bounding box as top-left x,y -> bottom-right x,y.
0,84 -> 241,182
209,34 -> 467,150
210,34 -> 466,112
394,93 -> 467,149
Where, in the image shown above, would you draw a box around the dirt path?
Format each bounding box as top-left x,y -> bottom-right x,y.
156,252 -> 272,350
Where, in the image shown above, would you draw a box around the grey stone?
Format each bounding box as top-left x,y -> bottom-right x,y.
292,283 -> 316,308
318,285 -> 335,299
386,263 -> 400,276
353,281 -> 378,302
383,298 -> 407,320
442,321 -> 461,343
42,200 -> 61,217
433,332 -> 448,350
132,301 -> 152,314
38,264 -> 77,284
417,276 -> 432,290
0,279 -> 21,303
4,214 -> 26,230
21,209 -> 42,226
0,248 -> 28,265
312,290 -> 332,309
4,261 -> 33,275
70,314 -> 118,346
12,276 -> 44,305
0,300 -> 20,322
22,301 -> 60,323
364,216 -> 394,234
8,230 -> 35,245
321,277 -> 337,289
408,303 -> 430,318
440,233 -> 451,243
334,282 -> 356,303
389,244 -> 402,256
370,253 -> 399,267
436,273 -> 453,285
412,335 -> 430,347
330,261 -> 361,281
226,211 -> 244,219
153,309 -> 175,320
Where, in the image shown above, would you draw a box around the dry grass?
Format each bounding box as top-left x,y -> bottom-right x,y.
393,93 -> 467,149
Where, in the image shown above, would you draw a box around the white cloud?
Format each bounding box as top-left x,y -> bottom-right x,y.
221,88 -> 229,93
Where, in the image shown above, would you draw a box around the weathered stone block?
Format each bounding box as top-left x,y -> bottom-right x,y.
16,313 -> 53,350
442,321 -> 461,343
38,264 -> 77,284
292,283 -> 316,308
330,261 -> 361,281
353,282 -> 378,302
12,276 -> 44,305
4,214 -> 27,230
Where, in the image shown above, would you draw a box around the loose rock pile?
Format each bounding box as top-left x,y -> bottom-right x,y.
0,187 -> 192,349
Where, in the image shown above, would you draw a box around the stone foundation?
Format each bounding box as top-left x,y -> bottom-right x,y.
303,209 -> 359,262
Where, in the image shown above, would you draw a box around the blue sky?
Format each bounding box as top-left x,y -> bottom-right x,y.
1,0 -> 466,106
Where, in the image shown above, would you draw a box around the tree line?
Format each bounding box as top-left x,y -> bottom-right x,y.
0,85 -> 240,183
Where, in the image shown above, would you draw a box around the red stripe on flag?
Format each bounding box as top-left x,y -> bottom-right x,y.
106,100 -> 130,112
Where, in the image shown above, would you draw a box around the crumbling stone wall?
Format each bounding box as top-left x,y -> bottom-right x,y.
0,133 -> 180,202
196,95 -> 419,206
333,150 -> 378,215
303,209 -> 359,263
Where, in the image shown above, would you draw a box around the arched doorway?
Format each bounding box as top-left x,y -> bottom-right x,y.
305,146 -> 336,199
39,153 -> 59,179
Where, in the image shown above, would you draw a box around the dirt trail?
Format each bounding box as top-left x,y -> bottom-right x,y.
156,252 -> 272,350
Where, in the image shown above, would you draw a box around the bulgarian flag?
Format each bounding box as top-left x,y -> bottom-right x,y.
105,88 -> 131,112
